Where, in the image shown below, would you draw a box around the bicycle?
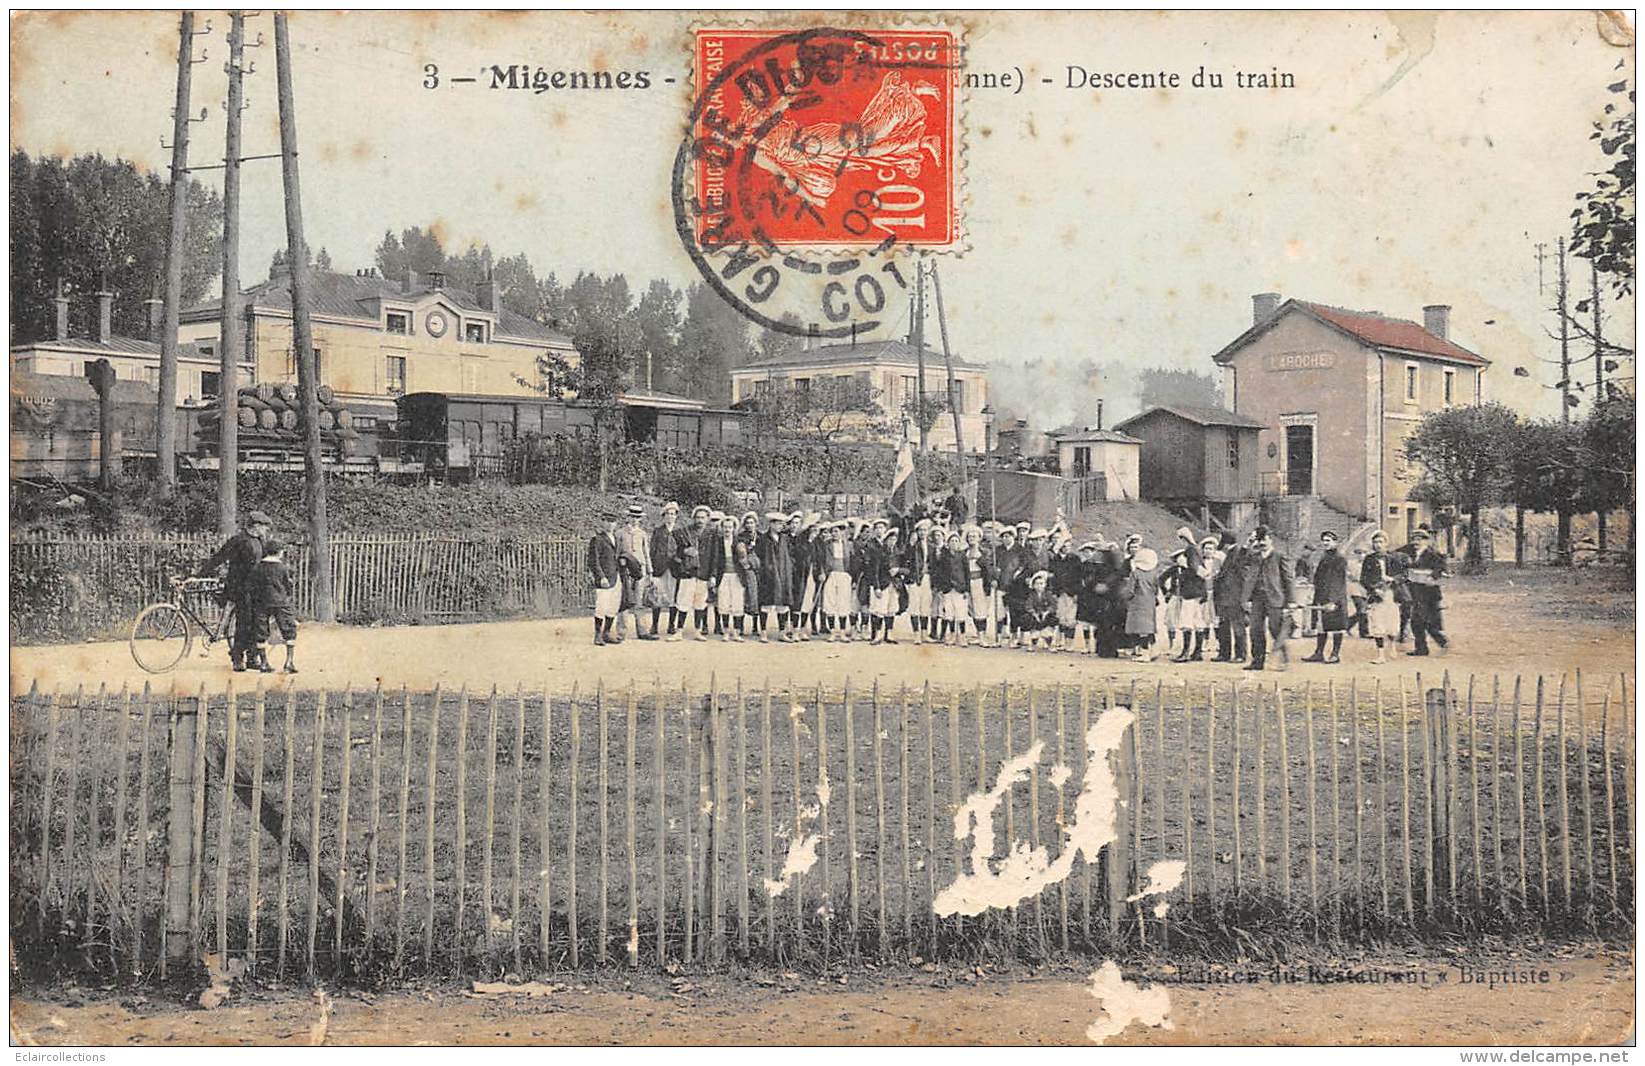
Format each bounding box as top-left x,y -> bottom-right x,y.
129,576 -> 236,674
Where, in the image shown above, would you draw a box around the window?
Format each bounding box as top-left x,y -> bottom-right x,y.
1073,446 -> 1092,477
753,379 -> 771,398
465,322 -> 486,343
794,377 -> 811,395
200,370 -> 221,399
386,355 -> 407,395
1228,433 -> 1240,469
354,415 -> 379,430
952,380 -> 966,413
386,311 -> 410,335
1443,369 -> 1455,405
900,375 -> 917,408
199,343 -> 215,358
1404,363 -> 1419,404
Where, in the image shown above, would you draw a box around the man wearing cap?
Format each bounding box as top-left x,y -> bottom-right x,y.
673,505 -> 714,641
616,504 -> 654,640
794,513 -> 823,639
1212,531 -> 1249,663
820,520 -> 856,640
858,518 -> 894,644
1170,529 -> 1212,662
197,509 -> 274,671
1047,531 -> 1081,652
1302,529 -> 1350,664
902,518 -> 935,644
994,526 -> 1026,647
757,512 -> 796,643
1241,525 -> 1297,671
1405,528 -> 1451,656
587,513 -> 625,646
650,502 -> 685,641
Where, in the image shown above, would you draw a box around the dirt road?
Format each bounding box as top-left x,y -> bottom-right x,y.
8,572 -> 1634,701
10,951 -> 1633,1046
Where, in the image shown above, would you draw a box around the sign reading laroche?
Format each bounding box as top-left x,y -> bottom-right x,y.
1268,351 -> 1336,371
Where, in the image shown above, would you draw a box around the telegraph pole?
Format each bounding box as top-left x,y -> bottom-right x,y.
928,263 -> 968,485
1557,236 -> 1571,424
158,12 -> 202,495
217,12 -> 248,535
275,12 -> 333,622
1591,258 -> 1607,550
912,263 -> 928,453
1555,236 -> 1572,562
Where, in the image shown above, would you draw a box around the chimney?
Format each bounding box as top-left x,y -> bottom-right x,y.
145,296 -> 164,342
1252,292 -> 1282,325
53,281 -> 70,341
95,287 -> 115,344
1423,304 -> 1451,340
402,269 -> 417,294
476,272 -> 496,312
1096,398 -> 1104,431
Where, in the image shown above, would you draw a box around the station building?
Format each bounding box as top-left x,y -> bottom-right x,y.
1212,293 -> 1489,545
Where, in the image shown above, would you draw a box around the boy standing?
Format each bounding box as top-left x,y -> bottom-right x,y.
249,535 -> 299,673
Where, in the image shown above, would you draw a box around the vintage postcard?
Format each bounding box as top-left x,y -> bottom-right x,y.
6,8 -> 1636,1050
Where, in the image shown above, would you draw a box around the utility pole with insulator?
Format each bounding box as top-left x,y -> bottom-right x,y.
158,12 -> 204,496
1557,236 -> 1572,424
275,12 -> 333,621
929,262 -> 968,486
217,11 -> 248,535
913,263 -> 928,454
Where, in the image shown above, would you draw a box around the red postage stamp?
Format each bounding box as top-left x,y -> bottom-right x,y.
686,27 -> 962,253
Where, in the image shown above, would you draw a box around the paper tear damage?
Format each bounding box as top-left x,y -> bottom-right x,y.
925,707 -> 1185,1044
1085,961 -> 1172,1044
764,803 -> 822,897
933,707 -> 1133,917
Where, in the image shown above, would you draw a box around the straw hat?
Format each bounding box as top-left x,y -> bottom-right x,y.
1131,547 -> 1159,572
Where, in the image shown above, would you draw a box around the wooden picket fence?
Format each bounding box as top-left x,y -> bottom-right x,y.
9,532 -> 590,642
8,670 -> 1634,983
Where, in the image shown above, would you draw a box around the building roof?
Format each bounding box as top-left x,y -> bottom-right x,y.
1051,427 -> 1142,445
738,337 -> 986,372
1212,298 -> 1490,368
1116,404 -> 1265,431
11,335 -> 214,359
183,269 -> 573,346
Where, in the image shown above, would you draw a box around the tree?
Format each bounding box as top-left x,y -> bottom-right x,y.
632,278 -> 682,391
756,377 -> 889,491
1136,367 -> 1220,411
756,312 -> 805,364
9,151 -> 222,343
1571,64 -> 1634,299
373,224 -> 447,281
1505,418 -> 1583,565
1580,391 -> 1636,559
676,283 -> 754,403
1404,402 -> 1520,571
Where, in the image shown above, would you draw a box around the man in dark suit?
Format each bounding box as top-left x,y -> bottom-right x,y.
1242,525 -> 1296,671
1302,529 -> 1350,663
650,501 -> 685,640
1405,527 -> 1451,655
198,509 -> 274,671
587,515 -> 624,646
1212,531 -> 1249,662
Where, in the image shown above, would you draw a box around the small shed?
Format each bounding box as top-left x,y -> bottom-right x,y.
1052,428 -> 1141,501
1115,404 -> 1263,527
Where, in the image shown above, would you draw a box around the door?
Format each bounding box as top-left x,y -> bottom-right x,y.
1285,424 -> 1314,496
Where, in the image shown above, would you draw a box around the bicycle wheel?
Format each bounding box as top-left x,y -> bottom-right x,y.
130,603 -> 193,673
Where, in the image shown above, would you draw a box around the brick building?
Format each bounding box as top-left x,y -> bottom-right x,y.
1213,294 -> 1489,545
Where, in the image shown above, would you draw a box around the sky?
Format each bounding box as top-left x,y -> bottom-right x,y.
10,10 -> 1635,428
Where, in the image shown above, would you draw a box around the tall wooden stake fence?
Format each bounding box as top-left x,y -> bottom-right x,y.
10,532 -> 590,642
9,670 -> 1634,982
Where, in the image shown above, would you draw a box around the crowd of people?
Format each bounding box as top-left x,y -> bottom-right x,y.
584,501 -> 1454,669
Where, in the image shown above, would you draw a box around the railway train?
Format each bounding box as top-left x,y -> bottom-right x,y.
394,389 -> 748,479
10,371 -> 747,484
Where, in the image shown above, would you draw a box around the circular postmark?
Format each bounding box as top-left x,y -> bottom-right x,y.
672,27 -> 960,339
